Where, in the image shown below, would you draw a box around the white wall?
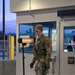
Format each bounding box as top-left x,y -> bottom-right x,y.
10,0 -> 75,12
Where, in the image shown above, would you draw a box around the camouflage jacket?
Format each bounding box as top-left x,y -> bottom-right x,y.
32,34 -> 52,65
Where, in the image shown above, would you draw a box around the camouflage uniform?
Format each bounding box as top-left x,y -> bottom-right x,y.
31,34 -> 52,75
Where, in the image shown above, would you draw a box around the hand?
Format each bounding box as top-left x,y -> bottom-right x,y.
42,64 -> 50,70
46,64 -> 50,69
30,62 -> 34,68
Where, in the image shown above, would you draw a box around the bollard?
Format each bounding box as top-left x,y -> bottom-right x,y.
10,36 -> 14,60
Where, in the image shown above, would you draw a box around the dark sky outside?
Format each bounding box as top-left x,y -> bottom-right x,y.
0,0 -> 16,34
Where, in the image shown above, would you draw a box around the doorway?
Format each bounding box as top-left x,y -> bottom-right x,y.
59,20 -> 75,75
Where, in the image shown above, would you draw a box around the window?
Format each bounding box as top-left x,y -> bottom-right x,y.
19,22 -> 56,54
5,0 -> 16,34
19,24 -> 34,53
43,27 -> 49,36
0,0 -> 16,60
64,26 -> 75,52
5,0 -> 16,59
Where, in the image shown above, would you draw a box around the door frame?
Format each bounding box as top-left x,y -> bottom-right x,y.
59,20 -> 75,75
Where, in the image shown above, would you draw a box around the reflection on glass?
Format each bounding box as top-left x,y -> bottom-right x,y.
52,29 -> 56,53
64,26 -> 75,52
43,27 -> 49,36
19,24 -> 33,53
19,22 -> 56,54
0,0 -> 16,59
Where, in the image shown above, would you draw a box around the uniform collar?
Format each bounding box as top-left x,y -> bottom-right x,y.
38,34 -> 44,41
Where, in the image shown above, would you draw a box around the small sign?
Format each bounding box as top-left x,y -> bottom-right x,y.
68,57 -> 75,64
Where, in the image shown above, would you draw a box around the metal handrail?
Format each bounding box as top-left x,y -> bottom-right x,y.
0,49 -> 8,50
0,40 -> 8,42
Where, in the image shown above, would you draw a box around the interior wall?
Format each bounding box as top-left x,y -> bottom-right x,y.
16,9 -> 60,75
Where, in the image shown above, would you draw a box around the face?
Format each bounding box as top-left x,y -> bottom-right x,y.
35,28 -> 41,35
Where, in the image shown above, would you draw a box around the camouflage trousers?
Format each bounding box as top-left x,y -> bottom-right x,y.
35,61 -> 49,75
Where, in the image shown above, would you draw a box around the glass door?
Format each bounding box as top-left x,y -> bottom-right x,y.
60,21 -> 75,75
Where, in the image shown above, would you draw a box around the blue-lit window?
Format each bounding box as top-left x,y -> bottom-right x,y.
19,22 -> 56,54
19,24 -> 34,53
43,27 -> 49,36
64,26 -> 75,52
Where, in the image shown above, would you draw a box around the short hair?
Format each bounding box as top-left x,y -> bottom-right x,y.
35,24 -> 43,32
